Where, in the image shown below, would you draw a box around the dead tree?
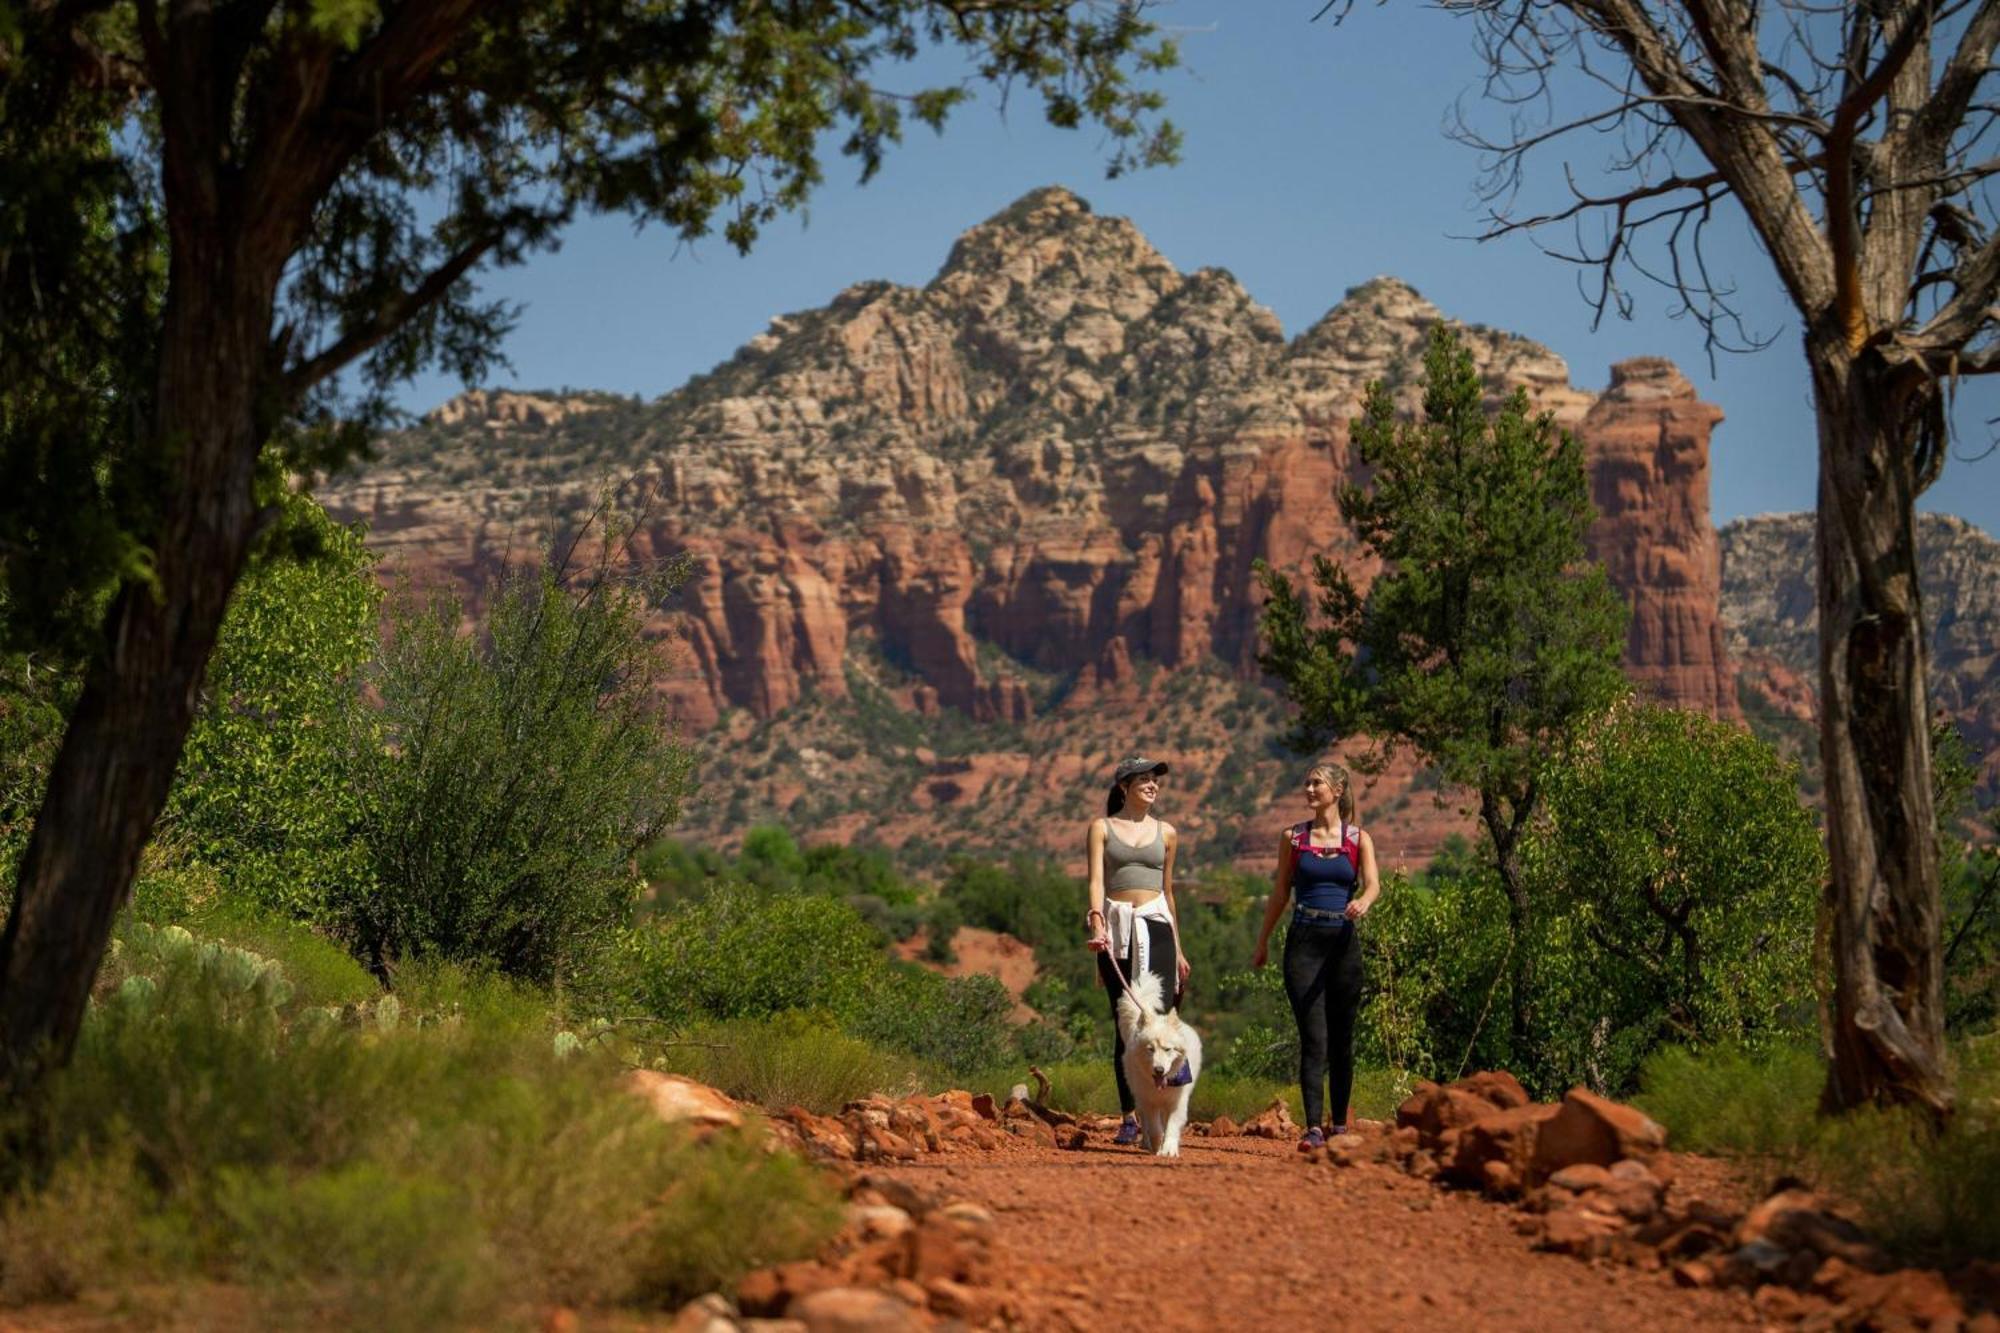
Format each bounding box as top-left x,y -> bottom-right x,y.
1333,0 -> 2000,1120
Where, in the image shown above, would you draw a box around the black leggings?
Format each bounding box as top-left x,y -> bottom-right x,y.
1099,918 -> 1179,1116
1284,919 -> 1363,1129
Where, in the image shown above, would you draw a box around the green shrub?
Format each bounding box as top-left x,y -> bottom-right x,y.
626,883 -> 885,1028
656,1013 -> 922,1113
1524,700 -> 1823,1094
10,921 -> 841,1323
852,965 -> 1013,1077
341,560 -> 695,984
1638,1037 -> 2000,1268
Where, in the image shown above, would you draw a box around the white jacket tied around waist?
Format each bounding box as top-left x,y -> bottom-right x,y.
1102,895 -> 1175,981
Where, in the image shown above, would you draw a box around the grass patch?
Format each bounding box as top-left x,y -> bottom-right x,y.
1637,1035 -> 2000,1268
3,922 -> 842,1326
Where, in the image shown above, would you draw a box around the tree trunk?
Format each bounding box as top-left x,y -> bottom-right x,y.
1479,791 -> 1533,1061
1811,343 -> 1953,1123
0,262 -> 268,1105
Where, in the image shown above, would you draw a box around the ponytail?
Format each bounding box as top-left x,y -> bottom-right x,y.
1106,783 -> 1126,817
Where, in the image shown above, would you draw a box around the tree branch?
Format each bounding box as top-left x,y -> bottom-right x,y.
1912,228 -> 2000,346
1909,0 -> 2000,161
281,230 -> 504,399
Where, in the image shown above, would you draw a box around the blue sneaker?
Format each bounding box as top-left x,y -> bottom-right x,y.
1298,1127 -> 1326,1152
1113,1116 -> 1142,1145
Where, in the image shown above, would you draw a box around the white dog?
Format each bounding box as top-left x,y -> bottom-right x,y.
1116,970 -> 1203,1157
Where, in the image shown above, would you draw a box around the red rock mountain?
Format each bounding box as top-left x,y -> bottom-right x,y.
322,187 -> 1738,872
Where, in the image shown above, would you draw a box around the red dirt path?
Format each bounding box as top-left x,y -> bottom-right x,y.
873,1134 -> 1758,1332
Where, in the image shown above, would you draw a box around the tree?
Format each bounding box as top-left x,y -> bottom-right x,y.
1523,699 -> 1825,1093
1357,0 -> 2000,1120
0,0 -> 1178,1102
1257,321 -> 1630,1057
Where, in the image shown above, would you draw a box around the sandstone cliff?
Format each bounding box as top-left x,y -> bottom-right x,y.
322,186 -> 1741,868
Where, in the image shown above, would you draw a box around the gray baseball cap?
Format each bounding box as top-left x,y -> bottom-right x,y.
1112,756 -> 1170,784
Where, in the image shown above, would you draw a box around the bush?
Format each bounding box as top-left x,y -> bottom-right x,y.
624,883 -> 886,1028
1638,1037 -> 2000,1268
852,966 -> 1013,1077
656,1013 -> 922,1113
341,559 -> 696,984
4,922 -> 841,1324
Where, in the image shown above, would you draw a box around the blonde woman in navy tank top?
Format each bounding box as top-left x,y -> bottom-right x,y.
1250,761 -> 1380,1149
1084,755 -> 1189,1147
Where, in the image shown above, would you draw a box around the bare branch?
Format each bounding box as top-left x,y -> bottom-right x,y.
1913,228 -> 2000,345
1910,0 -> 2000,161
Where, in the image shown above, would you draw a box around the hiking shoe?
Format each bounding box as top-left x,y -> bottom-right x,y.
1297,1127 -> 1326,1152
1113,1117 -> 1142,1145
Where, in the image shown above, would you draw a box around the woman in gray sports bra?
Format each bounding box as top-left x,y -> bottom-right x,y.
1084,755 -> 1189,1146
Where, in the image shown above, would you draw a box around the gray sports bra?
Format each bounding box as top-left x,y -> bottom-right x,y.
1104,818 -> 1166,892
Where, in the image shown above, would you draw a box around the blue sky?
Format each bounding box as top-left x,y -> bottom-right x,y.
398,5 -> 1997,535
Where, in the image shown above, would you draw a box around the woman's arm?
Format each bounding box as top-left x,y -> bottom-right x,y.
1346,829 -> 1381,919
1085,819 -> 1109,950
1163,824 -> 1190,985
1251,828 -> 1295,968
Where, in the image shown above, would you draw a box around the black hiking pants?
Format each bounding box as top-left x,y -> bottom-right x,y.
1284,915 -> 1363,1129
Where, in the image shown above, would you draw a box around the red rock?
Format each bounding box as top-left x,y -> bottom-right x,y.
1006,1117 -> 1058,1148
622,1070 -> 744,1134
789,1286 -> 929,1333
1481,1160 -> 1518,1196
1752,1284 -> 1824,1323
924,1277 -> 999,1324
1537,1205 -> 1625,1257
783,1107 -> 860,1161
1528,1087 -> 1667,1182
1581,358 -> 1739,719
1456,1070 -> 1531,1110
1672,1260 -> 1716,1289
1547,1163 -> 1614,1193
970,1093 -> 998,1122
1209,1114 -> 1240,1138
1734,1189 -> 1884,1269
1242,1098 -> 1300,1140
1448,1102 -> 1559,1187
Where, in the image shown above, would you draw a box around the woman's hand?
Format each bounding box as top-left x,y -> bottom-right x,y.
1085,908 -> 1109,952
1251,940 -> 1268,970
1344,898 -> 1371,921
1177,953 -> 1192,987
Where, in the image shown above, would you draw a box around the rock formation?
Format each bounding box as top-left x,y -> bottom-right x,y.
1721,510 -> 2000,793
322,186 -> 1745,865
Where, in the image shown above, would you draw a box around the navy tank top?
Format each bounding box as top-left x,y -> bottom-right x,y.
1289,822 -> 1360,914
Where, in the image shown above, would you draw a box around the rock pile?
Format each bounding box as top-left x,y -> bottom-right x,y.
671,1171 -> 1012,1332
766,1090 -> 1038,1162
1384,1072 -> 2000,1330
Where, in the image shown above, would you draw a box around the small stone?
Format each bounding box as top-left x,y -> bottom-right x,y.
970,1093 -> 998,1121
1548,1163 -> 1613,1193
1481,1160 -> 1518,1196
788,1286 -> 927,1333
847,1204 -> 913,1242
1672,1260 -> 1715,1289
1209,1114 -> 1240,1137
884,1279 -> 929,1308
938,1201 -> 995,1231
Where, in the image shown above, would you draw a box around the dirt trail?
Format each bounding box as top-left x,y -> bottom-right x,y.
874,1134 -> 1756,1332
